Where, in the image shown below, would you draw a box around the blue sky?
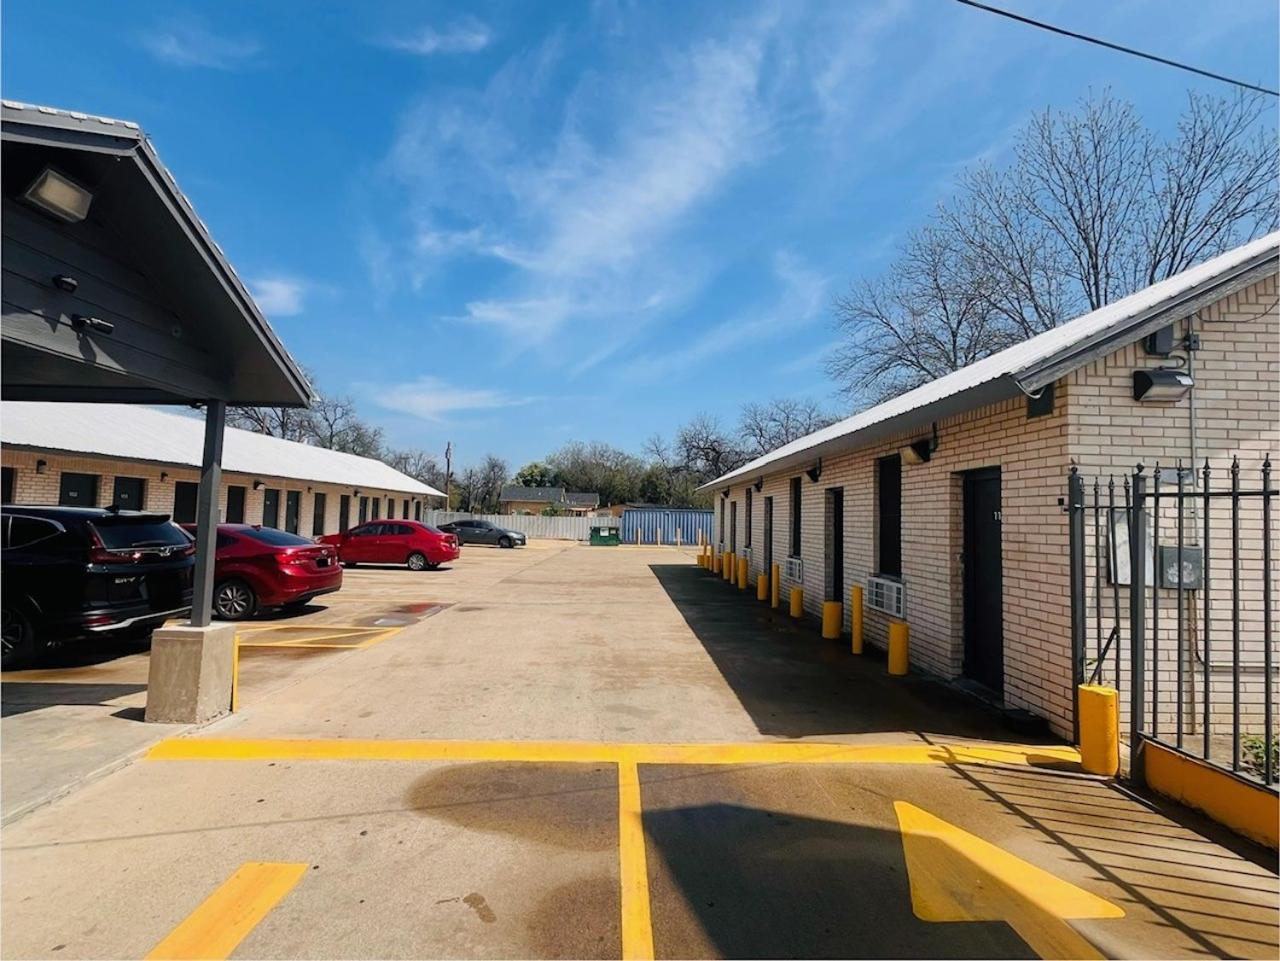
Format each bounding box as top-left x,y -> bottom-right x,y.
4,1 -> 1276,468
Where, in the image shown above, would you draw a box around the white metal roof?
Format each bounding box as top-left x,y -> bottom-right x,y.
705,231 -> 1280,490
1,402 -> 445,498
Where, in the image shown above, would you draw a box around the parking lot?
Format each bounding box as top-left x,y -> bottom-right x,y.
2,544 -> 1277,959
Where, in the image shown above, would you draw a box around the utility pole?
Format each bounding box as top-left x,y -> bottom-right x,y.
444,441 -> 453,510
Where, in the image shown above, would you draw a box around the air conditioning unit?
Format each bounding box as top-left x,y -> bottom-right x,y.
866,576 -> 906,619
784,556 -> 804,581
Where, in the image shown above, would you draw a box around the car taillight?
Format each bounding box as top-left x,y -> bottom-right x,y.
89,547 -> 143,564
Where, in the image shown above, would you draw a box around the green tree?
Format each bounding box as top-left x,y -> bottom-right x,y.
514,461 -> 558,488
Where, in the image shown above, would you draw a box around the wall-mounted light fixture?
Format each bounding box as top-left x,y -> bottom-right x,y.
753,477 -> 764,492
253,480 -> 264,491
23,166 -> 93,223
353,489 -> 361,497
52,274 -> 79,294
805,459 -> 823,483
1133,369 -> 1194,403
71,314 -> 114,335
721,488 -> 731,499
901,421 -> 940,465
160,471 -> 169,482
35,459 -> 47,474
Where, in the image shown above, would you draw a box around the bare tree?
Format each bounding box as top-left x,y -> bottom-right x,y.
739,397 -> 836,457
830,90 -> 1278,403
830,226 -> 1008,401
675,415 -> 748,481
227,404 -> 314,443
385,448 -> 445,491
309,395 -> 385,457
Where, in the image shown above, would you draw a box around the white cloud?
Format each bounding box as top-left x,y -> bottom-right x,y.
140,18 -> 260,69
249,276 -> 307,317
384,19 -> 493,55
370,376 -> 534,422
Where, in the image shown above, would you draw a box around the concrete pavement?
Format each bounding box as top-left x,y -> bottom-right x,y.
2,543 -> 1276,959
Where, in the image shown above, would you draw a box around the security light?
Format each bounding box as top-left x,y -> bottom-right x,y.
52,274 -> 79,293
901,439 -> 933,465
1133,369 -> 1193,403
253,480 -> 264,491
35,459 -> 47,474
23,166 -> 93,223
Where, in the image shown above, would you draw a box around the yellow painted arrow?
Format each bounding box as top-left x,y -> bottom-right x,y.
894,801 -> 1123,960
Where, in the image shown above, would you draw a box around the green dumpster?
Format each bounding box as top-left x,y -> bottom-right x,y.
589,525 -> 621,546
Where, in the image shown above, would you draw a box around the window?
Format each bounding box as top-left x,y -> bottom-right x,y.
371,497 -> 381,520
744,487 -> 753,548
312,492 -> 327,536
173,481 -> 199,524
388,497 -> 395,519
2,466 -> 15,504
285,490 -> 301,534
226,485 -> 246,524
340,494 -> 351,531
877,454 -> 902,578
718,498 -> 725,545
402,498 -> 410,519
7,515 -> 63,549
91,519 -> 189,550
414,500 -> 422,521
59,472 -> 99,507
729,501 -> 737,552
358,496 -> 368,523
263,488 -> 281,528
789,476 -> 802,558
393,524 -> 414,535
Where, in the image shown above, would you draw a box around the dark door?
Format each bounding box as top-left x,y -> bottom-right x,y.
285,490 -> 301,534
963,467 -> 1004,694
340,495 -> 352,531
2,466 -> 15,503
414,500 -> 421,521
729,502 -> 737,552
763,496 -> 773,571
263,488 -> 281,528
402,498 -> 410,519
173,481 -> 199,524
358,496 -> 368,523
111,476 -> 146,511
371,497 -> 381,520
824,487 -> 844,602
312,492 -> 327,536
226,485 -> 246,523
59,472 -> 99,507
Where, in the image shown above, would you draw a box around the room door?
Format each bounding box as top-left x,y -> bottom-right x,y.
963,467 -> 1003,693
763,496 -> 773,573
111,476 -> 146,511
824,487 -> 844,602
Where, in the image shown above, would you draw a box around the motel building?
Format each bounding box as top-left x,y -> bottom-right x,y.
705,232 -> 1279,749
1,402 -> 444,537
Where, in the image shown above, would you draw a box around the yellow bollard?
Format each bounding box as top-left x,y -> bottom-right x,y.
725,552 -> 735,583
1078,684 -> 1120,776
887,620 -> 909,675
712,552 -> 721,574
756,573 -> 768,602
737,556 -> 749,590
850,585 -> 864,654
790,586 -> 804,618
770,564 -> 780,609
822,601 -> 842,640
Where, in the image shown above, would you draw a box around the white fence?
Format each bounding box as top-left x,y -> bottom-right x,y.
423,510 -> 603,541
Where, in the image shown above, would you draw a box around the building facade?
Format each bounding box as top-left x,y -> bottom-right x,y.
709,243 -> 1278,741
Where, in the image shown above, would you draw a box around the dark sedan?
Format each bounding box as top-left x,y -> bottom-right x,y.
437,519 -> 527,548
2,506 -> 194,666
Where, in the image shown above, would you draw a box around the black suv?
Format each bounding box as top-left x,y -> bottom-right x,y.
2,506 -> 195,666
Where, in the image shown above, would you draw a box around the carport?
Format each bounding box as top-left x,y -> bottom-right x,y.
2,100 -> 311,722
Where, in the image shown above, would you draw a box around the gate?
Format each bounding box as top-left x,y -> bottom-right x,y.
1067,458 -> 1276,787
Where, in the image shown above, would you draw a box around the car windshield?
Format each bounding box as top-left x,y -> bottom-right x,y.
243,528 -> 315,547
90,519 -> 190,550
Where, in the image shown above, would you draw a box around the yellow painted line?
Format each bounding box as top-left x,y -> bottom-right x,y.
147,738 -> 1081,769
617,760 -> 655,960
895,801 -> 1122,960
230,636 -> 240,713
144,861 -> 307,960
235,623 -> 390,633
236,628 -> 400,651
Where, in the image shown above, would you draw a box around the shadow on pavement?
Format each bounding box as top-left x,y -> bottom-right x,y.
649,563 -> 1052,743
644,801 -> 1034,959
1,682 -> 147,717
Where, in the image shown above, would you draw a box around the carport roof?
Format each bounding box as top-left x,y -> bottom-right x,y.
3,402 -> 446,498
702,231 -> 1280,491
1,100 -> 311,407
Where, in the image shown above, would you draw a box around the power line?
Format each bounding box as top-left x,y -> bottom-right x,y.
953,0 -> 1279,97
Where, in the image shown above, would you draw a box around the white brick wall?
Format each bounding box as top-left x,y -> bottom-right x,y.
715,273 -> 1279,741
2,449 -> 428,539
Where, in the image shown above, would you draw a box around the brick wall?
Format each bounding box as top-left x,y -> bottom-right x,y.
2,449 -> 426,539
716,272 -> 1277,741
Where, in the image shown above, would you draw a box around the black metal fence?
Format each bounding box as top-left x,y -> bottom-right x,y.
1067,457 -> 1277,787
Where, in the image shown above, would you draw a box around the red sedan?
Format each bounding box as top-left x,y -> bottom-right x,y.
182,524 -> 343,620
318,521 -> 460,571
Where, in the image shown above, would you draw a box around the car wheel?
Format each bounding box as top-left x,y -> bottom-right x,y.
1,607 -> 36,669
407,551 -> 428,572
499,536 -> 513,549
213,580 -> 258,620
